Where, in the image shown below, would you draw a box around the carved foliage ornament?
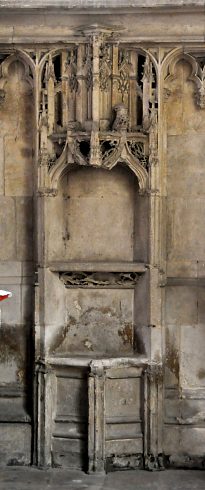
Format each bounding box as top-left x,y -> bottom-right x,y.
83,44 -> 93,90
99,43 -> 112,91
118,49 -> 132,100
38,36 -> 158,192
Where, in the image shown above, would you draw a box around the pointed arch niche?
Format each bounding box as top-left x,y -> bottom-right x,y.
35,35 -> 161,474
47,162 -> 149,357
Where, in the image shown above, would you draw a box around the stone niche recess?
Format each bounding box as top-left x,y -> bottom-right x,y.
47,165 -> 149,357
35,29 -> 162,473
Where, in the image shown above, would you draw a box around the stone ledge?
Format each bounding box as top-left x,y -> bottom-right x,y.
0,0 -> 204,9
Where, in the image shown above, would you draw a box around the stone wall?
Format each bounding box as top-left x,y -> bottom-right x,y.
0,57 -> 34,464
0,2 -> 205,470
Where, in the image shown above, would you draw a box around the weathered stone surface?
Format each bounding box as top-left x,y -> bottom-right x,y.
47,167 -> 137,262
0,197 -> 16,260
0,423 -> 31,466
1,468 -> 205,490
1,1 -> 205,473
48,288 -> 134,355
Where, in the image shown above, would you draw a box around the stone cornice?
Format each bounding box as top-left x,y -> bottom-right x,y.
0,0 -> 204,10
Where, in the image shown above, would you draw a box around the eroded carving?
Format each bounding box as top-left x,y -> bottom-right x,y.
118,49 -> 132,100
112,103 -> 129,131
37,31 -> 157,193
99,43 -> 112,91
127,141 -> 149,170
60,271 -> 141,288
164,52 -> 205,110
67,48 -> 79,93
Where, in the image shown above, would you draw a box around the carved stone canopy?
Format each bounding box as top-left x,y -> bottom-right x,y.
35,26 -> 158,193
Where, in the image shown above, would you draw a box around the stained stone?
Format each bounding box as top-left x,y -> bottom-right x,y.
1,0 -> 205,474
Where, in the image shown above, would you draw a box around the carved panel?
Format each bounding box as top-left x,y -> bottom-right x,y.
60,271 -> 141,288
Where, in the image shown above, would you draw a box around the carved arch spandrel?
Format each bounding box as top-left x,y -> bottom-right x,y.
49,137 -> 148,193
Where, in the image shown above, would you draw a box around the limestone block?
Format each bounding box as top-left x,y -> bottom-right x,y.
180,427 -> 205,455
167,260 -> 197,278
0,324 -> 27,384
167,134 -> 205,198
163,426 -> 180,455
165,323 -> 180,388
16,197 -> 34,261
47,166 -> 136,262
167,197 -> 205,261
56,376 -> 88,418
0,285 -> 21,325
22,261 -> 34,278
44,269 -> 66,327
52,437 -> 86,470
163,426 -> 205,457
165,286 -> 197,326
105,377 -> 141,418
0,261 -> 21,277
0,393 -> 30,423
5,136 -> 33,197
180,324 -> 205,388
0,359 -> 19,384
0,423 -> 31,466
48,288 -> 134,355
0,197 -> 16,260
164,398 -> 180,423
181,398 -> 205,423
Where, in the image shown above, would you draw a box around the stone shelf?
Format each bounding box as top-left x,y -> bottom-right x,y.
49,261 -> 148,273
46,354 -> 149,368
